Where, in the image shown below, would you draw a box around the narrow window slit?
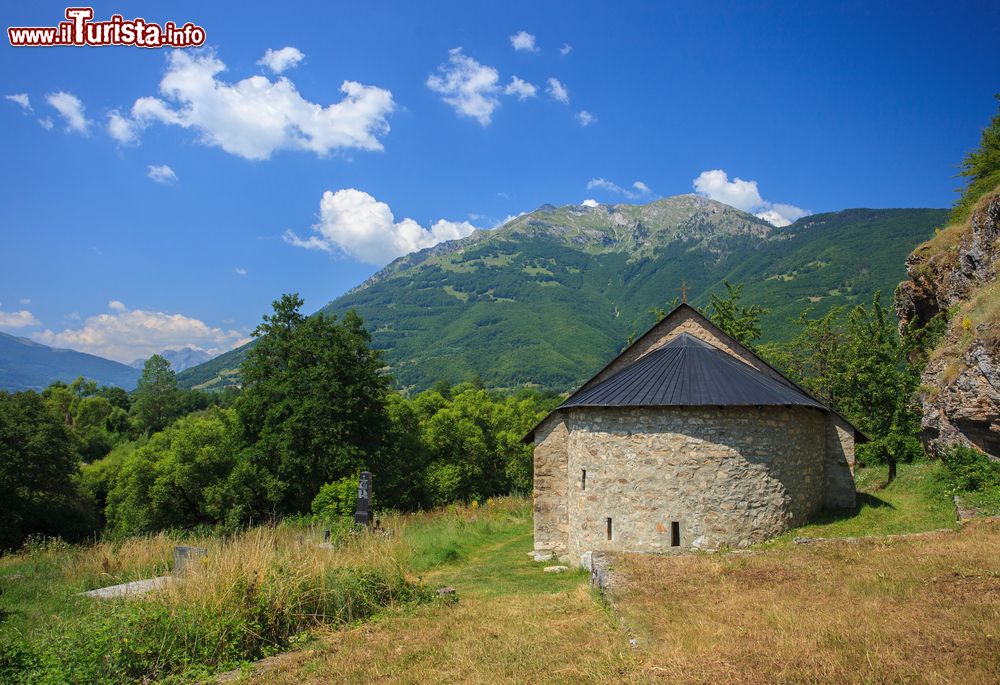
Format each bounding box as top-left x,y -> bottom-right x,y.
670,521 -> 680,547
581,469 -> 587,490
606,517 -> 613,541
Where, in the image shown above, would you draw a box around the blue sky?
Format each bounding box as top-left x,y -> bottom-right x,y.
1,1 -> 998,362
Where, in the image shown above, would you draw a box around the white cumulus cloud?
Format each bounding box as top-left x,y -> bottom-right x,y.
586,178 -> 653,200
0,309 -> 41,329
692,169 -> 809,227
504,76 -> 537,100
427,48 -> 540,125
34,301 -> 248,363
576,110 -> 596,126
6,93 -> 32,113
559,43 -> 573,56
147,164 -> 178,184
427,48 -> 502,125
546,77 -> 569,103
581,199 -> 600,207
116,49 -> 393,160
258,46 -> 305,74
510,31 -> 538,52
284,188 -> 478,265
46,91 -> 90,133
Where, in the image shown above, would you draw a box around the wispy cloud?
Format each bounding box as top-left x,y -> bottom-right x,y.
46,91 -> 90,133
234,267 -> 248,276
107,109 -> 140,144
504,76 -> 537,100
576,110 -> 597,126
147,164 -> 178,184
559,43 -> 573,56
5,93 -> 32,113
546,77 -> 569,103
586,178 -> 653,200
510,31 -> 538,52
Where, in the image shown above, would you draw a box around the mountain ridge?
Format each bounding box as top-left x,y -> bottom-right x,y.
178,196 -> 948,393
0,331 -> 141,391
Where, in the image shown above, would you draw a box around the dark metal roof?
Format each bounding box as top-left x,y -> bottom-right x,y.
558,333 -> 826,410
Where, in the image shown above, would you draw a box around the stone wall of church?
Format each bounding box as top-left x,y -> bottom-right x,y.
532,414 -> 570,559
824,414 -> 858,509
560,406 -> 830,561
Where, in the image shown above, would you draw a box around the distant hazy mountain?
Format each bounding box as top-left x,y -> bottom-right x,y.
0,332 -> 141,391
179,195 -> 948,393
130,347 -> 215,373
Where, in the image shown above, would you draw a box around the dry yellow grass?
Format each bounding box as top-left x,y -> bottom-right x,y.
237,525 -> 633,685
616,520 -> 1000,685
251,585 -> 631,685
244,520 -> 1000,685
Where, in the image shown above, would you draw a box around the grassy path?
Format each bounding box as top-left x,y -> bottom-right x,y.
247,517 -> 633,684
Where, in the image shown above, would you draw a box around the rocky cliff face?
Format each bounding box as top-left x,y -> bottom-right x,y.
896,190 -> 1000,459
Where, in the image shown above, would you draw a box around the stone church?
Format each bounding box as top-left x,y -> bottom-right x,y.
525,303 -> 862,563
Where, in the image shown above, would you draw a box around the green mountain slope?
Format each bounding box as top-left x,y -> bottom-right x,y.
179,196 -> 947,393
0,332 -> 141,391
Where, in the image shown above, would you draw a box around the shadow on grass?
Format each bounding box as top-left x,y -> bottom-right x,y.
805,492 -> 895,526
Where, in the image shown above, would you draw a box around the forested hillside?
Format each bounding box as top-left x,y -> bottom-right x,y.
180,196 -> 946,392
0,332 -> 141,391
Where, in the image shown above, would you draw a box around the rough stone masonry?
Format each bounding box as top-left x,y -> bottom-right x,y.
529,304 -> 858,563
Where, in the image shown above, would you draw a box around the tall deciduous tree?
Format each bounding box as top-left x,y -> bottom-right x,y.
132,355 -> 183,434
234,294 -> 391,518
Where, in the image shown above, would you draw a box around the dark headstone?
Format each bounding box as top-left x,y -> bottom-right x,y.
354,471 -> 372,526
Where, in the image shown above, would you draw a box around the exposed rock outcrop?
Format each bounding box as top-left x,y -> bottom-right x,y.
896,191 -> 1000,459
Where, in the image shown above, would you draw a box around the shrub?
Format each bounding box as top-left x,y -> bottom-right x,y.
311,475 -> 375,520
941,443 -> 1000,492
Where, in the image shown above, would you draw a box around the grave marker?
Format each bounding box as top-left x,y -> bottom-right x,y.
354,471 -> 372,526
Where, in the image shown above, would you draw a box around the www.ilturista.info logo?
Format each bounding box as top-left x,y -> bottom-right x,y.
8,7 -> 206,48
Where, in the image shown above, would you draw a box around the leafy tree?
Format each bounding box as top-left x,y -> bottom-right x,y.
106,409 -> 238,535
707,281 -> 769,347
80,439 -> 142,530
132,355 -> 184,434
234,294 -> 391,518
952,94 -> 1000,222
0,391 -> 95,549
775,293 -> 922,482
412,386 -> 548,505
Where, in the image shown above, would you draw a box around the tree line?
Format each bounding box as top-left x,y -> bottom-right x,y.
1,294 -> 556,548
